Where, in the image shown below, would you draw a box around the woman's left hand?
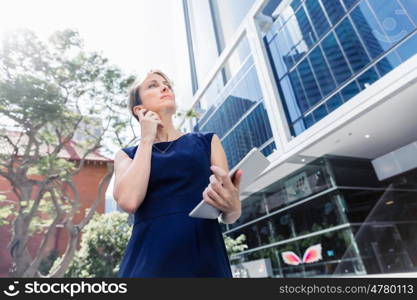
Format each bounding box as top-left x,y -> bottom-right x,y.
202,165 -> 243,216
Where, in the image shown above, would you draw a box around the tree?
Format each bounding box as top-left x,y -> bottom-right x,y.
51,211 -> 132,278
0,28 -> 135,277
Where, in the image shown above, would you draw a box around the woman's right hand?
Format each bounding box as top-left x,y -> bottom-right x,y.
137,108 -> 164,143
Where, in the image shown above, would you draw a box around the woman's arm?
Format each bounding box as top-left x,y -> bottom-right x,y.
209,134 -> 242,224
113,140 -> 153,214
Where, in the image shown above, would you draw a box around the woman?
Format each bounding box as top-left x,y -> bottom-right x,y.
114,70 -> 243,277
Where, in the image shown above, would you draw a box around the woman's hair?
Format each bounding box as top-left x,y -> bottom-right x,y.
128,69 -> 174,121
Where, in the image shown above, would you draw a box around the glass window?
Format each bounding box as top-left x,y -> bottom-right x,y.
238,194 -> 267,226
289,69 -> 310,113
297,59 -> 322,107
294,5 -> 317,48
398,0 -> 417,25
291,194 -> 346,236
340,80 -> 360,101
312,103 -> 328,122
221,102 -> 273,169
308,46 -> 336,96
396,32 -> 417,62
270,213 -> 294,242
321,32 -> 352,84
293,119 -> 306,135
261,141 -> 277,157
321,0 -> 346,25
335,18 -> 370,73
303,114 -> 315,128
326,93 -> 344,112
200,79 -> 257,137
262,0 -> 284,17
367,0 -> 415,44
290,0 -> 302,12
342,0 -> 359,10
376,51 -> 402,76
268,37 -> 288,79
275,27 -> 295,70
350,2 -> 392,59
279,75 -> 303,122
187,0 -> 220,86
225,36 -> 252,82
304,0 -> 331,38
357,67 -> 379,89
212,0 -> 255,47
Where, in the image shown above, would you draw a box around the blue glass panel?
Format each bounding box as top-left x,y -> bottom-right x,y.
312,103 -> 328,122
321,32 -> 352,84
290,0 -> 302,11
247,67 -> 263,102
262,0 -> 284,17
297,59 -> 322,107
222,102 -> 273,169
341,81 -> 360,101
305,0 -> 331,38
350,2 -> 391,58
291,42 -> 308,65
357,67 -> 379,89
326,93 -> 344,112
276,27 -> 295,69
289,70 -> 310,113
199,63 -> 259,137
309,43 -> 336,96
343,0 -> 359,10
335,18 -> 370,72
376,51 -> 402,76
398,0 -> 417,25
293,119 -> 306,135
267,38 -> 287,79
396,32 -> 417,61
321,0 -> 346,25
280,75 -> 303,122
303,114 -> 315,128
368,0 -> 415,44
295,5 -> 317,48
260,141 -> 277,157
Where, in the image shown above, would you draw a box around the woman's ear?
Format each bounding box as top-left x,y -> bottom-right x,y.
134,105 -> 143,115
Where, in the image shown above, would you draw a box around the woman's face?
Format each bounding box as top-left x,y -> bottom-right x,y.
136,72 -> 176,115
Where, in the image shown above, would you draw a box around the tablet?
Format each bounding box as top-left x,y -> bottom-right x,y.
188,147 -> 270,219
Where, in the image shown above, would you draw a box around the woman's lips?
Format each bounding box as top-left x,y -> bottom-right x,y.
160,95 -> 172,99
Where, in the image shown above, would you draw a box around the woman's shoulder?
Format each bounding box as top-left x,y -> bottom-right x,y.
192,131 -> 215,139
119,144 -> 139,160
190,131 -> 215,148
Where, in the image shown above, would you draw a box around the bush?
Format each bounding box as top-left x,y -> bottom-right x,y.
53,211 -> 132,278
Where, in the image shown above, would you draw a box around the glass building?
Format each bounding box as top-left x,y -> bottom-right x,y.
180,0 -> 417,277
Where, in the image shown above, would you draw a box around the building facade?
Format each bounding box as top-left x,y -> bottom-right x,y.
181,0 -> 417,277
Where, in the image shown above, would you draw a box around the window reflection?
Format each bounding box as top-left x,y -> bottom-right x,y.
264,0 -> 417,136
186,0 -> 220,87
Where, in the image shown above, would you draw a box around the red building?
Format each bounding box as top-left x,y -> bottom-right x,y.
0,130 -> 113,277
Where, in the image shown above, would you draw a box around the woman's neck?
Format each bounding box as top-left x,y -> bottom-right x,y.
154,113 -> 182,142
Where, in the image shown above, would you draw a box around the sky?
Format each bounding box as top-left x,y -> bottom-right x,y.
0,0 -> 194,113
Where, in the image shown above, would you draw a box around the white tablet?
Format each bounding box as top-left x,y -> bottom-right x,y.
188,147 -> 270,219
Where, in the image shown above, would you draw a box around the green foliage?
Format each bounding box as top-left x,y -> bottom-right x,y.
52,211 -> 132,278
224,234 -> 248,259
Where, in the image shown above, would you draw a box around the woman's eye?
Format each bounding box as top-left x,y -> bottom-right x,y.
149,83 -> 157,88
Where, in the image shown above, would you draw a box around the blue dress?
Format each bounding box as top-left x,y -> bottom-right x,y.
117,131 -> 233,278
